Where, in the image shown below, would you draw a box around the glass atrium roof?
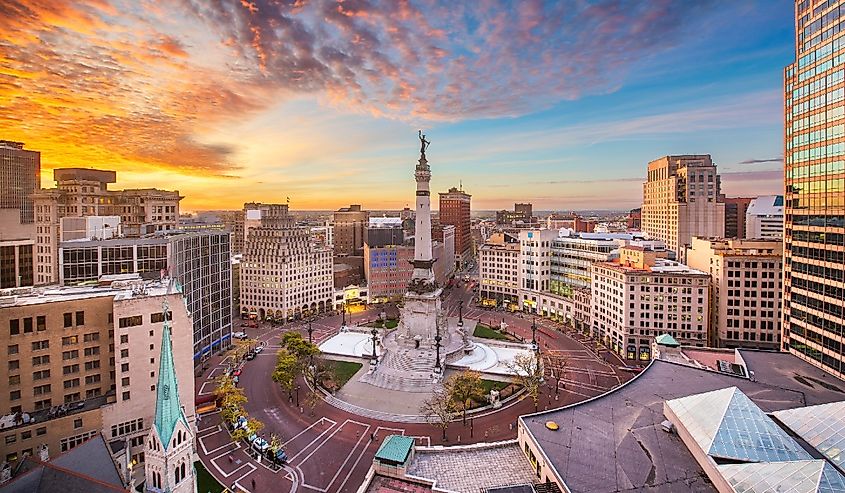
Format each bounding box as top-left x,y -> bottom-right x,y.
774,401 -> 845,471
719,460 -> 845,493
667,387 -> 812,463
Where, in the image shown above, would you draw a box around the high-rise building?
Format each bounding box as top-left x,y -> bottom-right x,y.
784,1 -> 845,379
0,278 -> 195,470
686,237 -> 783,350
240,204 -> 333,321
58,230 -> 233,363
517,229 -> 558,313
723,197 -> 753,238
591,245 -> 710,360
0,140 -> 40,225
333,204 -> 369,256
32,168 -> 182,285
746,195 -> 785,239
641,155 -> 725,260
439,186 -> 471,267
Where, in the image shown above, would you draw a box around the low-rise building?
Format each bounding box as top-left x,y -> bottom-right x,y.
591,245 -> 710,360
686,237 -> 783,349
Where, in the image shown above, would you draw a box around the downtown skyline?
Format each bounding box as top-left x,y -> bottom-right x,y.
2,0 -> 792,211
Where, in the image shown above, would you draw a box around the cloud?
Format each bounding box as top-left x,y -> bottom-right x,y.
738,157 -> 782,165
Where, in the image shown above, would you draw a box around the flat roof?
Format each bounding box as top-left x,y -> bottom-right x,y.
521,354 -> 845,493
0,280 -> 178,307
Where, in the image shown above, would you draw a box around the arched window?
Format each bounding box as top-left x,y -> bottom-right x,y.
180,462 -> 186,479
174,465 -> 180,484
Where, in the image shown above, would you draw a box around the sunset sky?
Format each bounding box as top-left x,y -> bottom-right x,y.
1,0 -> 792,211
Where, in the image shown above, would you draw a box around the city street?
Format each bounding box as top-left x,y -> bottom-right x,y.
196,276 -> 633,493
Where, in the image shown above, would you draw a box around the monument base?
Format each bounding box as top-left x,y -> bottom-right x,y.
397,288 -> 448,348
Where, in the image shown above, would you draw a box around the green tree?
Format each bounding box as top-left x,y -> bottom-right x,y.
420,388 -> 455,441
214,375 -> 246,424
446,370 -> 484,426
506,353 -> 543,412
231,417 -> 264,442
272,349 -> 298,401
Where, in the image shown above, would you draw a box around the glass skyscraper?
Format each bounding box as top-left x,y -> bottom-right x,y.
783,0 -> 845,379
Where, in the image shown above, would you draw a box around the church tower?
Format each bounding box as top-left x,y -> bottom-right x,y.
144,305 -> 196,493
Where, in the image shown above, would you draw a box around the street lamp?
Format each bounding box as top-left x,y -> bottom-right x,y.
307,319 -> 313,344
457,302 -> 463,328
370,327 -> 378,366
434,329 -> 442,373
341,303 -> 346,327
531,317 -> 539,354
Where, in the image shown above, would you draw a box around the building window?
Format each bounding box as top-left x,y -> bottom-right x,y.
64,313 -> 72,328
122,391 -> 130,401
75,311 -> 84,326
23,318 -> 32,333
73,418 -> 82,429
7,345 -> 17,355
9,319 -> 19,336
36,316 -> 46,331
9,390 -> 20,401
120,334 -> 128,344
118,316 -> 143,328
8,360 -> 18,371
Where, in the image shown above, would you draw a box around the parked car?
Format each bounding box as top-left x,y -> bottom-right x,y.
233,331 -> 248,339
268,448 -> 288,464
254,346 -> 263,354
246,351 -> 256,361
251,436 -> 269,454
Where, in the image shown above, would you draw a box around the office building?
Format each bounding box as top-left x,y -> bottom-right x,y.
783,1 -> 845,379
723,197 -> 753,238
746,195 -> 784,239
333,204 -> 369,256
59,230 -> 233,362
549,231 -> 639,295
496,203 -> 536,226
517,229 -> 558,314
591,245 -> 710,360
546,213 -> 596,233
686,237 -> 783,350
438,187 -> 471,267
240,204 -> 333,321
0,141 -> 40,225
364,228 -> 454,302
478,232 -> 520,308
626,208 -> 641,230
641,155 -> 725,259
0,278 -> 195,471
32,168 -> 181,285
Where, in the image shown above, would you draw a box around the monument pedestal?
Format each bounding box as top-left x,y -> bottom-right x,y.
398,288 -> 449,349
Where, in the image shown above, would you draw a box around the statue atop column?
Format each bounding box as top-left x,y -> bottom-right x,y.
418,130 -> 430,159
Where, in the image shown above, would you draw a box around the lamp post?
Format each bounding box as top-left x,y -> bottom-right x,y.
341,303 -> 346,327
532,317 -> 539,354
434,329 -> 442,373
371,326 -> 378,366
307,319 -> 313,344
458,302 -> 463,328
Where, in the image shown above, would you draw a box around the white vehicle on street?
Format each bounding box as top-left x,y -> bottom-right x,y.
233,331 -> 248,339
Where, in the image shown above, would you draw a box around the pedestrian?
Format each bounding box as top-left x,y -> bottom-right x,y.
251,478 -> 256,489
228,454 -> 233,463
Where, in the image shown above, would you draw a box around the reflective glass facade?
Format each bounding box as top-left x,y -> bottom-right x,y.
785,0 -> 845,379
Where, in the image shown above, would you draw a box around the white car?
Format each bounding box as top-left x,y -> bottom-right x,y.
233,331 -> 248,339
254,346 -> 264,354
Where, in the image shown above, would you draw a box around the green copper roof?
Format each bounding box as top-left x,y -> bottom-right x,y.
154,313 -> 186,450
655,333 -> 680,347
374,435 -> 414,465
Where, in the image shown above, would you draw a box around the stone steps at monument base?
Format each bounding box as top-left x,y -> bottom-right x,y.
358,368 -> 438,393
382,349 -> 437,373
323,395 -> 430,424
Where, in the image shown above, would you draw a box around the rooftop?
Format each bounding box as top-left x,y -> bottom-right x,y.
520,351 -> 845,493
0,434 -> 124,493
374,435 -> 415,465
0,278 -> 180,308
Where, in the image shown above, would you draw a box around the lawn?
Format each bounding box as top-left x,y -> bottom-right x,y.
473,323 -> 509,341
332,361 -> 363,389
195,460 -> 224,493
384,319 -> 399,329
480,379 -> 509,395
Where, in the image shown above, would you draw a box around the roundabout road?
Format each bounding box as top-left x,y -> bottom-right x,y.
195,281 -> 634,493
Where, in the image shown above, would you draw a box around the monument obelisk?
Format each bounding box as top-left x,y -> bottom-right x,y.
399,131 -> 449,355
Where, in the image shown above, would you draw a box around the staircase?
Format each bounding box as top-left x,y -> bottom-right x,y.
359,347 -> 441,392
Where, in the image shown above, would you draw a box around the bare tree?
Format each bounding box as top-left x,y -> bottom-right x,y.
420,388 -> 455,441
544,352 -> 568,395
505,353 -> 543,412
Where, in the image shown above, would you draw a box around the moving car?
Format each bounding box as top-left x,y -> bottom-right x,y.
233,331 -> 248,339
246,351 -> 256,361
253,346 -> 264,354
